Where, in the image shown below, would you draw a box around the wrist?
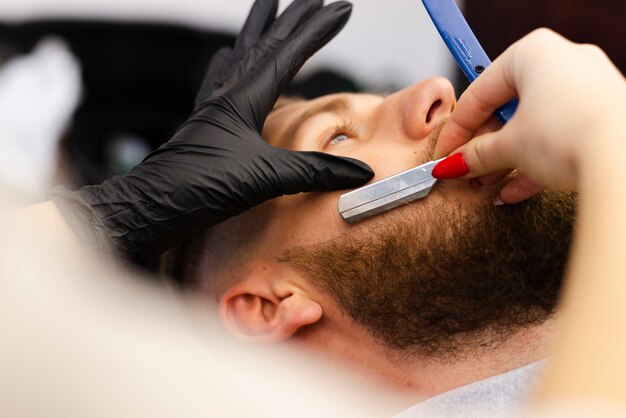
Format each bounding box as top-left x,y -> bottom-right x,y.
579,118 -> 626,185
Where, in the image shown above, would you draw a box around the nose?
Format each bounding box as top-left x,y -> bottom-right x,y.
379,77 -> 456,141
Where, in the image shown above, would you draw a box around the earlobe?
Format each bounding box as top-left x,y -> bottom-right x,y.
219,280 -> 322,343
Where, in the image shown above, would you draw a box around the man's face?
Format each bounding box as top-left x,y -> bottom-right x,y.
202,77 -> 470,263
182,78 -> 575,356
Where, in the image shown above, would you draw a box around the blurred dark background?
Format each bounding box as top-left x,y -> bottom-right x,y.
458,0 -> 626,91
0,0 -> 623,187
0,21 -> 233,186
0,20 -> 360,186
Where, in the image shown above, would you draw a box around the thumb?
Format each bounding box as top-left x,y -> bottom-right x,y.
276,150 -> 374,194
433,129 -> 516,180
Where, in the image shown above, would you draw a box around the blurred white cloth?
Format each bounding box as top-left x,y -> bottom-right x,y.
0,201 -> 400,418
0,37 -> 81,201
394,361 -> 546,418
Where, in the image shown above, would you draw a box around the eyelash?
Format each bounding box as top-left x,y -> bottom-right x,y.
327,121 -> 358,146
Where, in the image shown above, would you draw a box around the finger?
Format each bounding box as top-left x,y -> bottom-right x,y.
471,169 -> 511,188
222,0 -> 325,92
474,115 -> 503,137
195,47 -> 232,107
265,0 -> 323,43
277,150 -> 374,194
247,1 -> 353,122
205,0 -> 278,101
232,0 -> 279,58
434,44 -> 519,159
497,173 -> 544,204
434,115 -> 502,160
432,128 -> 516,180
461,118 -> 505,185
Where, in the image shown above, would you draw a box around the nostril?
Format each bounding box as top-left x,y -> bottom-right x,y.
426,99 -> 442,124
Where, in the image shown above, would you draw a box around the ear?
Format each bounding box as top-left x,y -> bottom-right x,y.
219,264 -> 323,342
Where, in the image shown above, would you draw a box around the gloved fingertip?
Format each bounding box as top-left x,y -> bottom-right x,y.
288,0 -> 324,14
327,1 -> 353,20
337,156 -> 374,177
313,155 -> 374,190
326,0 -> 353,13
235,0 -> 279,52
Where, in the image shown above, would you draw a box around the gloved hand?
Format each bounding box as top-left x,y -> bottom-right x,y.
50,0 -> 373,261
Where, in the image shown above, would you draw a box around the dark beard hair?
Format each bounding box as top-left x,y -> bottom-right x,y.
281,190 -> 577,358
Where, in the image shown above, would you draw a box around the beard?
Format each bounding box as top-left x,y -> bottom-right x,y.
281,189 -> 577,358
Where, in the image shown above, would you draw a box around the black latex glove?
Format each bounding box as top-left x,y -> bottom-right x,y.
50,0 -> 374,261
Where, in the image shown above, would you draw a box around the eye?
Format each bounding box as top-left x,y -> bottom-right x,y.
326,121 -> 358,147
329,133 -> 349,145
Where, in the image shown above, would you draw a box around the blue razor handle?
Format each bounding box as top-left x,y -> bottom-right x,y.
421,0 -> 518,124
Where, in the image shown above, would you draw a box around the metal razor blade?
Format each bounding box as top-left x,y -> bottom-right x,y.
338,158 -> 444,223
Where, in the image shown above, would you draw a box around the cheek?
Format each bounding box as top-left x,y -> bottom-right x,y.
263,192 -> 350,249
335,143 -> 425,182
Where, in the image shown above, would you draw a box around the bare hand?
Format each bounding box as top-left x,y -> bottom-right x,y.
433,29 -> 626,203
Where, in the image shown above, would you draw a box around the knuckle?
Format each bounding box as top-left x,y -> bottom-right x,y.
578,43 -> 607,60
529,28 -> 559,43
521,28 -> 563,52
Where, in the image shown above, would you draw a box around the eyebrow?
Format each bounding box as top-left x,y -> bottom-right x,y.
280,97 -> 351,147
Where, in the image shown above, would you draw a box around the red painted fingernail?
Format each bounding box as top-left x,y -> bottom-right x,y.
432,153 -> 469,180
469,178 -> 483,188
